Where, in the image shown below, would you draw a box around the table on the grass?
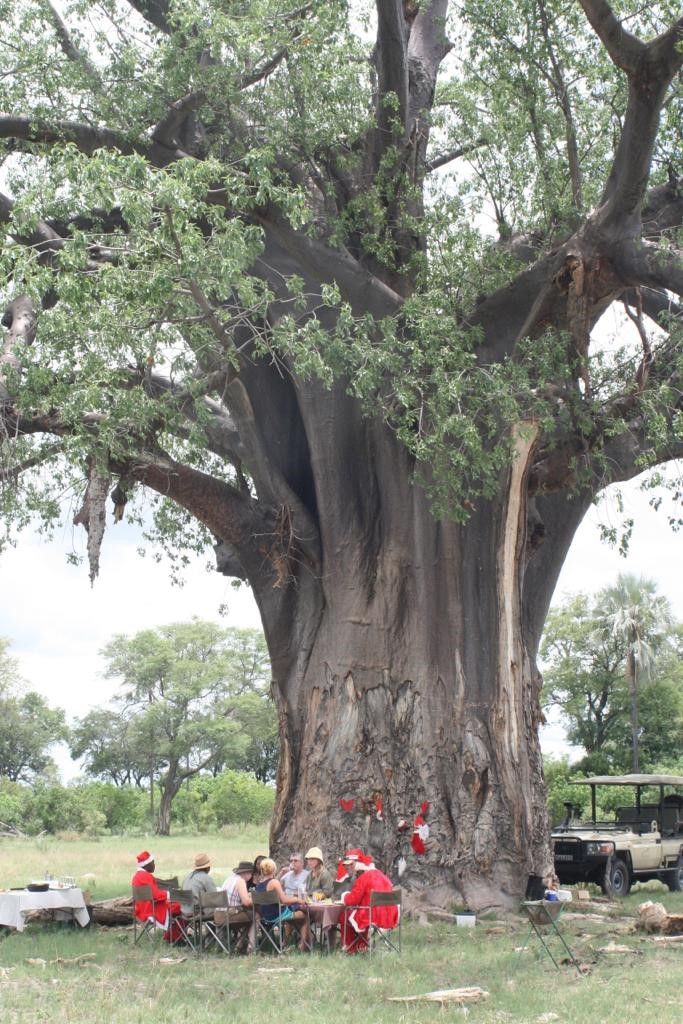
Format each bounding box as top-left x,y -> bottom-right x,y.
0,887 -> 90,932
305,900 -> 344,948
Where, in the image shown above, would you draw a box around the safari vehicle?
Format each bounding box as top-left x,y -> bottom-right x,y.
551,774 -> 683,897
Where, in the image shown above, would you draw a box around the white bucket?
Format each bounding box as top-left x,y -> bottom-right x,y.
456,913 -> 476,928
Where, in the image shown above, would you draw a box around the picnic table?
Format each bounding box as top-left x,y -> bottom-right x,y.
0,886 -> 90,932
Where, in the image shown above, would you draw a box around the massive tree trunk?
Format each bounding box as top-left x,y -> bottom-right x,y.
231,391 -> 583,910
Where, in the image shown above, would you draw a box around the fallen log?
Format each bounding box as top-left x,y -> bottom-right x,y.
637,901 -> 683,935
387,987 -> 489,1006
0,821 -> 27,838
89,895 -> 133,927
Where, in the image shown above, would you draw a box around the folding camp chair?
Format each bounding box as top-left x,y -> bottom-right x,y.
155,876 -> 179,890
251,889 -> 295,955
198,890 -> 231,955
521,900 -> 581,973
169,888 -> 199,953
131,884 -> 163,945
368,889 -> 402,953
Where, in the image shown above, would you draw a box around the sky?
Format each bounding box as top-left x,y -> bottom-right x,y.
1,469 -> 681,779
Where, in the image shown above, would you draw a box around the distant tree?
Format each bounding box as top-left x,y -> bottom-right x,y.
78,621 -> 273,833
0,638 -> 68,782
541,581 -> 679,771
541,595 -> 629,756
607,636 -> 683,770
215,629 -> 278,783
601,574 -> 674,771
70,707 -> 154,787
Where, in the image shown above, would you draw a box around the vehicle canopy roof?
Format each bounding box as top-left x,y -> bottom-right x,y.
570,774 -> 683,787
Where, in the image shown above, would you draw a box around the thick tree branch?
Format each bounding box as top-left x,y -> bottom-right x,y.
616,242 -> 683,299
0,443 -> 63,484
0,190 -> 66,258
530,331 -> 683,497
587,12 -> 683,228
0,114 -> 188,167
406,0 -> 451,130
256,209 -> 403,321
374,0 -> 409,145
122,366 -> 245,463
577,0 -> 644,73
151,92 -> 205,148
123,0 -> 171,34
627,286 -> 682,325
125,449 -> 314,589
43,1 -> 103,87
1,296 -> 37,403
239,47 -> 289,90
641,176 -> 683,241
426,138 -> 486,173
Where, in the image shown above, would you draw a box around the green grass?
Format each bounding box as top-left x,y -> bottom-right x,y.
0,829 -> 269,900
2,836 -> 683,1023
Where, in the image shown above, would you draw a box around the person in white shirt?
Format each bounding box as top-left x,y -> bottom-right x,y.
280,852 -> 309,897
220,860 -> 254,953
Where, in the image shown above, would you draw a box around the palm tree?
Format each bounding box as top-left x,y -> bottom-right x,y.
601,575 -> 673,772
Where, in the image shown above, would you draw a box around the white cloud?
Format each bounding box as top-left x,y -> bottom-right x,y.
0,526 -> 260,717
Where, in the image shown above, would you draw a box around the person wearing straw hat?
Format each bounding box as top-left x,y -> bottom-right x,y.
131,850 -> 183,942
304,847 -> 334,899
181,852 -> 217,916
303,846 -> 335,950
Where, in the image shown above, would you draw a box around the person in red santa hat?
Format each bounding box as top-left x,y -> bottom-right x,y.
333,847 -> 363,900
339,852 -> 399,954
131,850 -> 183,943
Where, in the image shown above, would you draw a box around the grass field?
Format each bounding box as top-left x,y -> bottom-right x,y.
2,833 -> 683,1024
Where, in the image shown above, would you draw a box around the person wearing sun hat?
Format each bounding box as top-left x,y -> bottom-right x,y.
304,847 -> 334,898
339,852 -> 398,953
180,851 -> 217,916
131,850 -> 183,942
219,860 -> 255,953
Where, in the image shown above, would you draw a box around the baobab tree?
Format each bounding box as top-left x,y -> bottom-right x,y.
0,1 -> 682,908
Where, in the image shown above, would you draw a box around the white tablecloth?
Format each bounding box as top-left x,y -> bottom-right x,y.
0,888 -> 90,931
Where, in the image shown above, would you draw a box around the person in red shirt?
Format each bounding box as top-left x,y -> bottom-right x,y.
131,850 -> 183,942
339,852 -> 399,953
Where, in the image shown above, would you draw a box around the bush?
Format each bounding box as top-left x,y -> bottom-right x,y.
71,781 -> 148,833
544,756 -> 588,825
0,778 -> 34,831
208,771 -> 275,826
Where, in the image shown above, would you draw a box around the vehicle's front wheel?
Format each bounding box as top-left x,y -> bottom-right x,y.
605,857 -> 631,897
665,857 -> 683,892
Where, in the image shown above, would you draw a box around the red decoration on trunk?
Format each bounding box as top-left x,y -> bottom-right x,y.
374,796 -> 383,821
420,801 -> 430,815
339,798 -> 355,812
411,813 -> 430,855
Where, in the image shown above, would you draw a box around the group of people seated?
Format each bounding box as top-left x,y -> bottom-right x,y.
132,844 -> 399,954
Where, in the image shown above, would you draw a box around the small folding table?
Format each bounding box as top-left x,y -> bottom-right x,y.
521,899 -> 582,973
